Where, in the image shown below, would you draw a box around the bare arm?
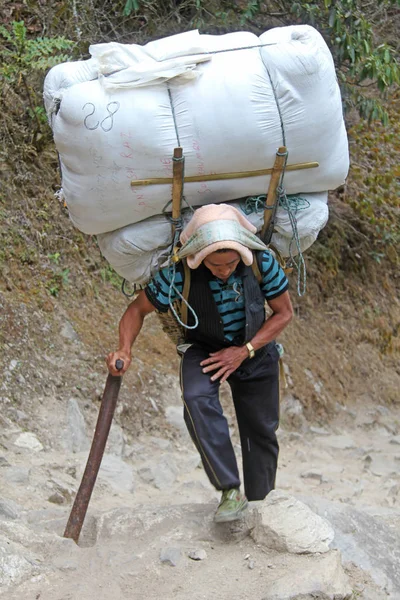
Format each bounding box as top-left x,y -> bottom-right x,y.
106,290 -> 157,376
201,291 -> 293,382
248,290 -> 293,351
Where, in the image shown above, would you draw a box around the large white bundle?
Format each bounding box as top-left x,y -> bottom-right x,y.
97,193 -> 328,285
44,26 -> 348,235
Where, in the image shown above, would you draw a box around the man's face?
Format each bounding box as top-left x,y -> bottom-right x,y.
203,250 -> 241,282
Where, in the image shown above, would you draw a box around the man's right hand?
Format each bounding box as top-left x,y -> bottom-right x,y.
106,350 -> 131,376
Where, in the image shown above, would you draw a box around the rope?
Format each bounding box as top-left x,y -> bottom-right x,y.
166,230 -> 199,329
167,86 -> 180,147
242,191 -> 308,296
241,194 -> 267,215
203,42 -> 277,55
263,64 -> 286,147
277,189 -> 307,297
259,59 -> 308,295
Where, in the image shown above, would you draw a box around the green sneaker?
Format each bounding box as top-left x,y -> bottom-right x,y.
214,488 -> 248,523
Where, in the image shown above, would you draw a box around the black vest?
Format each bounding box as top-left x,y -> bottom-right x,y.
184,253 -> 266,351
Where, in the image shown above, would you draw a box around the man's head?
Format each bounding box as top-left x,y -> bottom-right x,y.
203,249 -> 241,281
177,203 -> 266,269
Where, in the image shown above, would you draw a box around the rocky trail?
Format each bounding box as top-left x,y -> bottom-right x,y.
1,301 -> 400,599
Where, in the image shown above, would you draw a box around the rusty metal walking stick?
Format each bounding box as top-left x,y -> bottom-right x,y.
63,359 -> 124,543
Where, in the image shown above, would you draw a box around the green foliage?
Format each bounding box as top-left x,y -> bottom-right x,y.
113,1 -> 399,123
47,267 -> 70,297
240,1 -> 261,25
289,1 -> 400,122
0,21 -> 73,82
123,0 -> 140,17
0,21 -> 74,144
48,252 -> 61,265
339,94 -> 400,269
99,265 -> 123,290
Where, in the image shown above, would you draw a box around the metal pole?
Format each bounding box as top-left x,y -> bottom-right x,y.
64,361 -> 123,543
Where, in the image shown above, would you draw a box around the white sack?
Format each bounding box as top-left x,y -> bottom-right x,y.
44,26 -> 348,235
97,193 -> 328,285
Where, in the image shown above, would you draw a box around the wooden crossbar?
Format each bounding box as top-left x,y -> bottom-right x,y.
130,160 -> 318,187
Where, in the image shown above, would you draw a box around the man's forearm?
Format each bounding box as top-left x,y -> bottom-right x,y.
250,310 -> 292,351
248,291 -> 293,352
118,303 -> 145,353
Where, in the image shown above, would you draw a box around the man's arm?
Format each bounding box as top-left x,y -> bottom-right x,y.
201,290 -> 293,383
106,290 -> 156,376
247,290 -> 293,351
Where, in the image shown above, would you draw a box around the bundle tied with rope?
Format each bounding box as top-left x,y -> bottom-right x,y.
114,27 -> 332,332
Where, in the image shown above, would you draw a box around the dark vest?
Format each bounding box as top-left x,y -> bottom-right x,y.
185,253 -> 266,351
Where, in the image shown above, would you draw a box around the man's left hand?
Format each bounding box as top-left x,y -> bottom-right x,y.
200,346 -> 249,383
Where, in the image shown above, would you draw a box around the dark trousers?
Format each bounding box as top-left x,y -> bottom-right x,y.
180,343 -> 280,501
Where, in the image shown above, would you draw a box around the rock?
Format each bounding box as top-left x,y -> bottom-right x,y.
363,454 -> 398,477
262,550 -> 351,600
0,543 -> 36,586
280,395 -> 307,430
138,455 -> 178,490
165,405 -> 189,437
188,549 -> 207,561
309,426 -> 330,436
97,454 -> 135,493
61,321 -> 79,341
48,492 -> 66,505
251,490 -> 334,554
105,422 -> 125,457
65,398 -> 89,453
4,467 -> 30,485
0,457 -> 10,467
160,547 -> 181,566
390,436 -> 400,446
180,452 -> 202,473
0,499 -> 20,520
48,478 -> 75,503
319,434 -> 356,450
14,432 -> 43,452
300,470 -> 327,483
300,496 -> 400,597
148,436 -> 171,450
304,369 -> 325,395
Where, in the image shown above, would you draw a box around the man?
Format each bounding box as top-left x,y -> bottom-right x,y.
107,204 -> 293,522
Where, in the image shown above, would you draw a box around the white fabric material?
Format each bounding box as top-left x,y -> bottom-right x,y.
178,219 -> 267,267
97,193 -> 328,285
44,26 -> 348,235
90,35 -> 211,89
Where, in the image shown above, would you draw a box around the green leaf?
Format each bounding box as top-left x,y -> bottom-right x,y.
123,0 -> 140,16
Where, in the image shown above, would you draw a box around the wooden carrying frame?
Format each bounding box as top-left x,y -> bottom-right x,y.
165,144 -> 310,249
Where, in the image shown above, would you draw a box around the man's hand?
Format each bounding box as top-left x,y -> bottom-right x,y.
200,346 -> 248,383
106,350 -> 131,376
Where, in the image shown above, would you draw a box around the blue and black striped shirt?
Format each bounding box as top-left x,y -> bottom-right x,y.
145,251 -> 288,342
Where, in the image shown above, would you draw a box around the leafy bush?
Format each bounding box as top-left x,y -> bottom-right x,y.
0,21 -> 74,146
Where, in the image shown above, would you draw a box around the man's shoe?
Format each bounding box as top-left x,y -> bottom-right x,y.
214,488 -> 248,523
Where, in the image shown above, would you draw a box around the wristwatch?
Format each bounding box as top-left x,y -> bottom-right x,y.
245,342 -> 255,359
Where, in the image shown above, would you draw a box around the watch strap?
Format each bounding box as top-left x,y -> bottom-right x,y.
245,342 -> 255,359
